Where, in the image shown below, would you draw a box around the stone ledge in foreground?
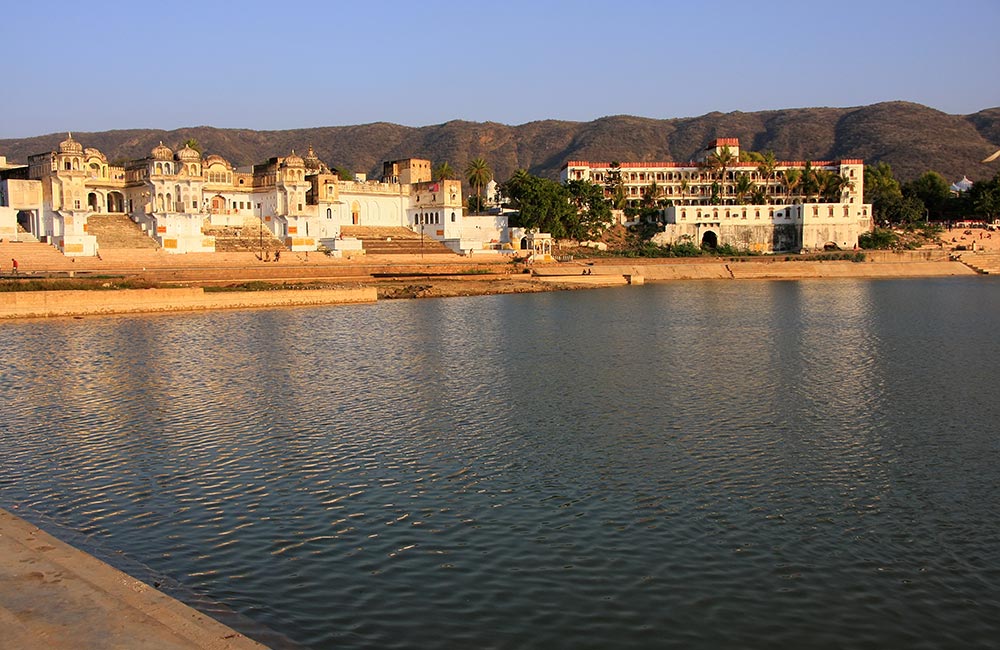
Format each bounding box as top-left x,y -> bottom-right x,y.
0,508 -> 269,650
0,286 -> 377,319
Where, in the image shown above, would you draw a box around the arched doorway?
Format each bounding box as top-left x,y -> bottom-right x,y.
87,192 -> 101,212
107,191 -> 124,213
210,195 -> 226,214
16,210 -> 34,235
351,201 -> 360,225
701,230 -> 718,249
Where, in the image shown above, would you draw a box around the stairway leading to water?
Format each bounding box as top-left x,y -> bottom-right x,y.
340,226 -> 457,256
0,239 -> 80,273
87,214 -> 160,249
203,217 -> 286,254
958,252 -> 1000,274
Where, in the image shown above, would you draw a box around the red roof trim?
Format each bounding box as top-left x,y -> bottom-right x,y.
565,159 -> 864,169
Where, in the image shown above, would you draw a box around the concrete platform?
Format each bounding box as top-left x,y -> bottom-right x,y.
0,508 -> 268,650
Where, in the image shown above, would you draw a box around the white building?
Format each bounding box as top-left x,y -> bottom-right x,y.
4,136 -> 478,256
562,138 -> 872,252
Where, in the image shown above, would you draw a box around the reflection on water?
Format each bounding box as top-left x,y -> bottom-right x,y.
2,278 -> 1000,649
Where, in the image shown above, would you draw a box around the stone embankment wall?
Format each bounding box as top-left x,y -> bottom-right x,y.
534,258 -> 976,283
0,287 -> 376,319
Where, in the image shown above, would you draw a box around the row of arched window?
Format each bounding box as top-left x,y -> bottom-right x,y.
207,171 -> 232,183
416,211 -> 458,225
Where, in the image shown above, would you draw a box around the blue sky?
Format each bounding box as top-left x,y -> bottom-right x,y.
1,0 -> 998,138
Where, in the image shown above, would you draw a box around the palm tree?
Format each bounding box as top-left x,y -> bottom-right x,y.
782,168 -> 803,202
756,151 -> 777,201
734,173 -> 755,205
829,174 -> 854,202
813,170 -> 837,202
465,157 -> 492,214
706,145 -> 736,185
801,161 -> 820,202
434,161 -> 456,181
182,138 -> 202,154
703,145 -> 736,205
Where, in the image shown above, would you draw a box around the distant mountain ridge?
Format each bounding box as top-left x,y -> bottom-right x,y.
2,102 -> 998,187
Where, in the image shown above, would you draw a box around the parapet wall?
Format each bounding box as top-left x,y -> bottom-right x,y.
0,286 -> 377,319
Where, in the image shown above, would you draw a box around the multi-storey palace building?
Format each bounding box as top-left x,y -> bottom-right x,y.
562,138 -> 872,252
1,134 -> 468,255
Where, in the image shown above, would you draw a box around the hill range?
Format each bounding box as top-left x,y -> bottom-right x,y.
2,102 -> 998,188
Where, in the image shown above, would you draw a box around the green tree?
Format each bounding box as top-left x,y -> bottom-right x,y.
604,161 -> 626,210
566,179 -> 613,237
332,165 -> 354,181
865,162 -> 904,223
634,182 -> 664,223
903,171 -> 951,219
434,161 -> 456,181
859,227 -> 900,249
502,170 -> 577,238
801,161 -> 819,201
968,173 -> 1000,219
182,138 -> 202,154
782,168 -> 803,201
811,168 -> 845,202
705,145 -> 736,188
828,174 -> 855,202
734,173 -> 755,204
754,151 -> 778,203
465,157 -> 492,214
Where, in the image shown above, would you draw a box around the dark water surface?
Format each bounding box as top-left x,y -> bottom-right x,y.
2,278 -> 999,649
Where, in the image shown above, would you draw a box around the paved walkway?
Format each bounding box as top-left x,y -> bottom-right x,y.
0,508 -> 268,650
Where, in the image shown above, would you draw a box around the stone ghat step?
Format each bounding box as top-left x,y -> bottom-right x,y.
211,239 -> 288,253
86,214 -> 159,249
341,226 -> 423,240
339,226 -> 458,255
362,244 -> 456,255
204,223 -> 287,252
360,239 -> 453,248
0,241 -> 80,272
14,226 -> 40,243
958,253 -> 1000,274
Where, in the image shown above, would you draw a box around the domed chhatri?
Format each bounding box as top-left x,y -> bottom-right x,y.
283,149 -> 304,167
204,154 -> 230,168
83,147 -> 107,162
59,132 -> 83,154
176,143 -> 201,162
151,141 -> 173,161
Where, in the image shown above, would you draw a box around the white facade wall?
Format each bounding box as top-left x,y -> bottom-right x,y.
0,206 -> 18,241
656,202 -> 872,252
461,214 -> 509,244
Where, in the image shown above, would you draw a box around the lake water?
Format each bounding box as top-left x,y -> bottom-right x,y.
2,278 -> 999,649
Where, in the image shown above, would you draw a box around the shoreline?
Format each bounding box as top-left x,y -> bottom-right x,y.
0,256 -> 984,320
0,507 -> 269,649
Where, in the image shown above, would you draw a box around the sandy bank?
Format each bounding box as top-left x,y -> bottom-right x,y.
0,257 -> 985,319
0,286 -> 376,319
0,508 -> 268,650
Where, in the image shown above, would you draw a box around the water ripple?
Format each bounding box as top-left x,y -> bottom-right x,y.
2,279 -> 1000,649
